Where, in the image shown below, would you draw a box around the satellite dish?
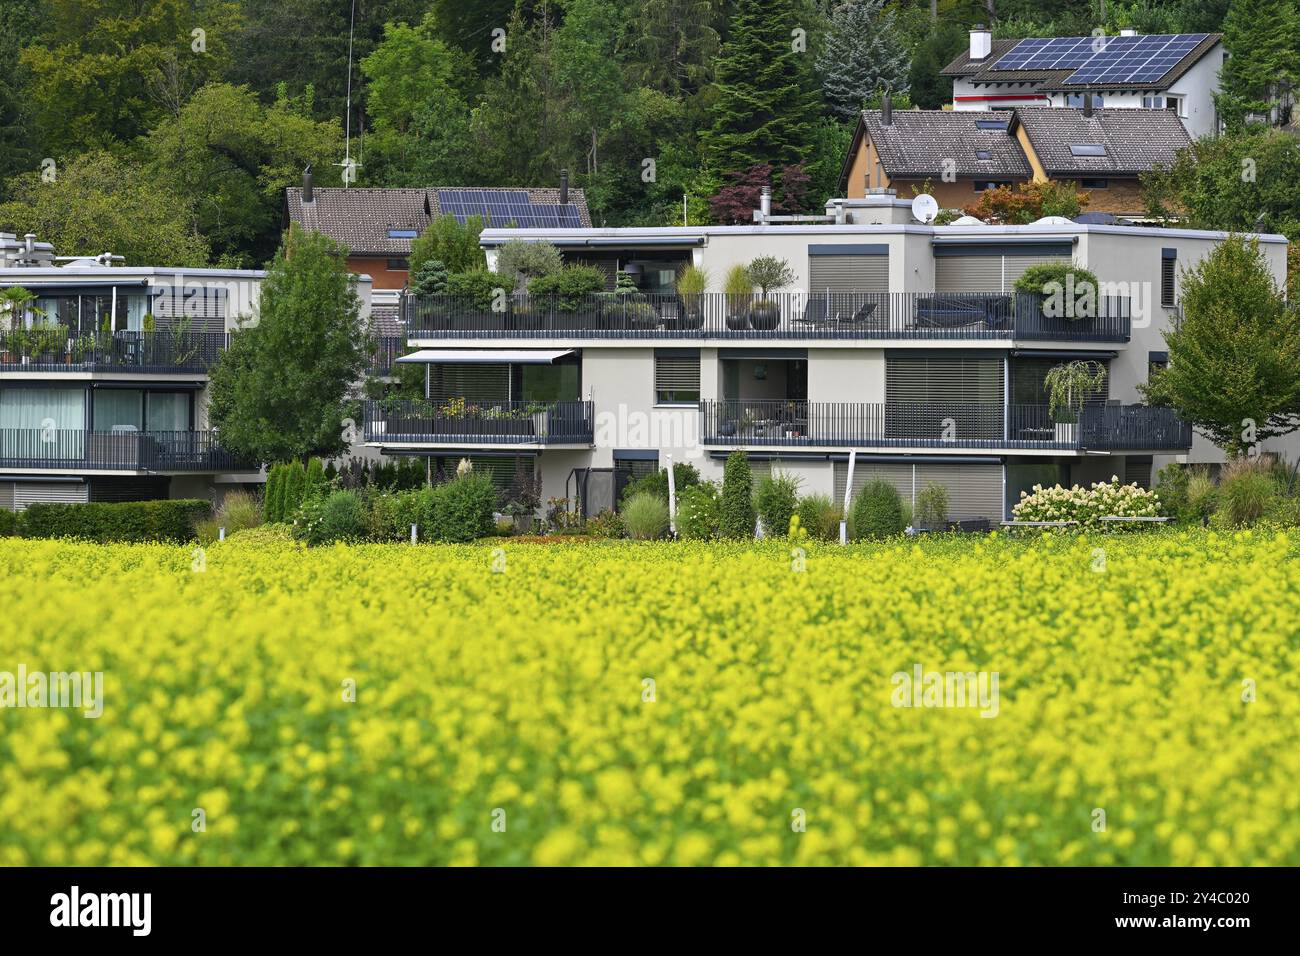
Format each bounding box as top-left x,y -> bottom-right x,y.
911,194 -> 939,224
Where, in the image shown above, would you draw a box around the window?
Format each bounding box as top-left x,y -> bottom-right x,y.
613,450 -> 657,482
386,258 -> 410,271
1148,351 -> 1169,383
974,119 -> 1008,130
654,350 -> 700,405
1160,248 -> 1177,306
975,150 -> 993,160
1164,96 -> 1182,116
1142,96 -> 1163,108
386,229 -> 418,239
1069,144 -> 1107,157
1066,93 -> 1104,108
973,181 -> 1012,192
1080,178 -> 1109,189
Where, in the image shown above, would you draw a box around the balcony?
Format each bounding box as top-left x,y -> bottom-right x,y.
363,399 -> 595,445
399,292 -> 1131,343
700,401 -> 1190,451
0,429 -> 255,471
0,330 -> 229,373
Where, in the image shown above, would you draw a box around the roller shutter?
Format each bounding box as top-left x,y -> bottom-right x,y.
934,247 -> 1070,293
10,481 -> 89,511
809,254 -> 889,294
427,364 -> 510,402
885,355 -> 1005,442
914,462 -> 1004,522
832,461 -> 914,504
153,285 -> 227,333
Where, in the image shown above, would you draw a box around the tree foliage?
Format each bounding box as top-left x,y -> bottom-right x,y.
0,152 -> 210,266
1141,236 -> 1300,456
816,0 -> 911,118
964,180 -> 1089,224
208,227 -> 370,464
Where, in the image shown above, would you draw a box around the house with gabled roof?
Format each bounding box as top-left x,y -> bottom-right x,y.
942,27 -> 1224,138
283,171 -> 592,292
838,100 -> 1191,219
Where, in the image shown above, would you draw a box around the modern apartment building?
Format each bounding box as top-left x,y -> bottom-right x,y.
366,195 -> 1291,524
0,234 -> 372,510
944,27 -> 1224,138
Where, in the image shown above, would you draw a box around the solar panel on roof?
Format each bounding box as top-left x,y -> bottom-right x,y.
435,188 -> 582,228
992,33 -> 1209,88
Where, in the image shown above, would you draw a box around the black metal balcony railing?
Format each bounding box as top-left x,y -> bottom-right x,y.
0,331 -> 229,372
399,292 -> 1132,342
0,429 -> 253,471
700,401 -> 1190,451
363,399 -> 595,445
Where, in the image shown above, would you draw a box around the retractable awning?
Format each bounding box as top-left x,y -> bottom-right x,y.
395,349 -> 577,365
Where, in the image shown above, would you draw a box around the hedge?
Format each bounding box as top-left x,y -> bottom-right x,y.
20,499 -> 213,543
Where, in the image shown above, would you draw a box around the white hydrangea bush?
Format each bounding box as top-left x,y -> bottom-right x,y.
1013,476 -> 1161,529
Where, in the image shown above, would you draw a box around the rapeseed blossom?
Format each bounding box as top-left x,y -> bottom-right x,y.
0,531 -> 1297,866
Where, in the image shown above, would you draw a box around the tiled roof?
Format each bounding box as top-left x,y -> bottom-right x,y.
859,110 -> 1033,180
284,187 -> 592,255
940,39 -> 1021,77
943,34 -> 1221,93
1010,107 -> 1192,175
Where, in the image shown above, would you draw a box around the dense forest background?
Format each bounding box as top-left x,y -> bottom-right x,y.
0,0 -> 1286,269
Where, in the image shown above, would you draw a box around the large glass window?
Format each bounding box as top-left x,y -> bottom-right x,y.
146,392 -> 190,432
0,387 -> 86,459
93,389 -> 144,431
519,363 -> 580,403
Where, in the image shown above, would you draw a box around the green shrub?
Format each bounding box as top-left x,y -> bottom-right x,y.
281,462 -> 308,520
295,490 -> 365,545
677,482 -> 720,540
446,269 -> 512,311
1186,468 -> 1217,524
527,265 -> 606,310
1013,262 -> 1100,299
21,499 -> 212,543
913,482 -> 950,529
496,239 -> 563,289
1260,495 -> 1300,528
1155,463 -> 1190,520
410,259 -> 449,295
795,493 -> 841,541
427,474 -> 496,542
262,465 -> 282,522
368,490 -> 422,542
197,490 -> 263,545
719,450 -> 756,539
622,491 -> 670,540
305,458 -> 327,497
621,462 -> 700,504
755,470 -> 801,537
851,480 -> 905,539
1216,465 -> 1277,528
0,509 -> 17,536
586,508 -> 625,539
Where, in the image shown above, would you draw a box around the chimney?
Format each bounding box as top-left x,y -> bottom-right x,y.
1083,92 -> 1094,118
1120,28 -> 1137,37
302,165 -> 314,203
881,92 -> 893,126
759,186 -> 771,222
24,234 -> 35,255
970,25 -> 992,61
559,168 -> 569,206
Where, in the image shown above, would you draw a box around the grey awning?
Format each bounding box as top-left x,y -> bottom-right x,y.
395,349 -> 576,365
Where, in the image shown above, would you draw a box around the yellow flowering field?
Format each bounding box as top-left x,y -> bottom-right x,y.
1,530 -> 1298,866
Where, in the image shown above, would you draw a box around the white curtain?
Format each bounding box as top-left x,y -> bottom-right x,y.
93,389 -> 143,431
0,387 -> 86,459
124,294 -> 149,332
145,392 -> 190,432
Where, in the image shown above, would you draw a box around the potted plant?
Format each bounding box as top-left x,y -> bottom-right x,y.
0,286 -> 36,337
744,256 -> 794,331
528,401 -> 550,439
723,264 -> 752,331
501,463 -> 543,533
1045,360 -> 1106,444
675,265 -> 708,329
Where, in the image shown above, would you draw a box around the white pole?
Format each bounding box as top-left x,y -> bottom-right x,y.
840,449 -> 856,544
411,523 -> 418,544
218,527 -> 225,541
665,453 -> 677,537
111,287 -> 117,331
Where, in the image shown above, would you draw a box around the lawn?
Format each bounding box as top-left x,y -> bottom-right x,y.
1,530 -> 1298,866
